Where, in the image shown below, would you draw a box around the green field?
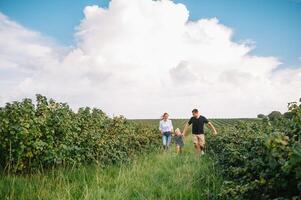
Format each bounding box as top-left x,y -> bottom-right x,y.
1,135 -> 222,200
0,118 -> 257,200
133,118 -> 259,131
1,97 -> 300,200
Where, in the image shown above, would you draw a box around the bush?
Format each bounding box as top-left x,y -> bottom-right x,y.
257,114 -> 266,119
207,102 -> 301,199
268,111 -> 282,121
0,95 -> 161,173
283,111 -> 293,119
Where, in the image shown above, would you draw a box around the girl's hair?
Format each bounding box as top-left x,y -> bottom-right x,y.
175,128 -> 181,134
161,112 -> 168,120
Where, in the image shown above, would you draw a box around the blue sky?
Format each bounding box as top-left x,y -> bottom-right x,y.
1,0 -> 301,118
0,0 -> 300,67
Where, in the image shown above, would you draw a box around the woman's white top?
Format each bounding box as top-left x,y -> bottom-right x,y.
159,119 -> 173,132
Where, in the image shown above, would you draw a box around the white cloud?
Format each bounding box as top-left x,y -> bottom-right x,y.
0,0 -> 300,119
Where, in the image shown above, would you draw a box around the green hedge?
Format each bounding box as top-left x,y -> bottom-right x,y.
0,95 -> 161,173
207,102 -> 301,199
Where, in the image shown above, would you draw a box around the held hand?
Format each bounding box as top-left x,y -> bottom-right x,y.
213,130 -> 218,136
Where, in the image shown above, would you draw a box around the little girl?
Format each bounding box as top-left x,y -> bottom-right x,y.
174,128 -> 184,154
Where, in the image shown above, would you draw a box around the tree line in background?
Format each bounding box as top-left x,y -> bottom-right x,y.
257,99 -> 301,121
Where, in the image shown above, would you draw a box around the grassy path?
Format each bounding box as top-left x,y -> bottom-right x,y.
0,136 -> 222,200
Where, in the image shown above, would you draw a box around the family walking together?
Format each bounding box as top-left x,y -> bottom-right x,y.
159,109 -> 218,155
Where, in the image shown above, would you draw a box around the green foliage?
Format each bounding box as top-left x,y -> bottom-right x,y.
257,114 -> 266,119
283,111 -> 293,120
0,141 -> 222,200
268,110 -> 282,121
207,102 -> 301,199
0,95 -> 161,173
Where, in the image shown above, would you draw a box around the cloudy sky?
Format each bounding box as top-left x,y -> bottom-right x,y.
0,0 -> 300,119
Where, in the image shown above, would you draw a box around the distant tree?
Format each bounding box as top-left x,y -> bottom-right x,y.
283,111 -> 293,119
268,111 -> 282,121
257,114 -> 266,119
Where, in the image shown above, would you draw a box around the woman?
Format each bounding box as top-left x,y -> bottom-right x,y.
159,113 -> 173,150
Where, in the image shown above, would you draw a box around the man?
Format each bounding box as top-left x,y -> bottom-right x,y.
183,109 -> 217,155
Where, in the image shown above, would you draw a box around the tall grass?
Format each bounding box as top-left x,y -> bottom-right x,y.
0,136 -> 222,200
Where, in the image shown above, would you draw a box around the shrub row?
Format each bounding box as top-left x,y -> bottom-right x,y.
0,95 -> 161,173
207,102 -> 301,199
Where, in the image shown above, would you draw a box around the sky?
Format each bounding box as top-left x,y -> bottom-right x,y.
0,0 -> 300,118
1,0 -> 300,66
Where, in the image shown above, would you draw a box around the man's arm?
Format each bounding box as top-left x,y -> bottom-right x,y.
182,123 -> 190,137
207,122 -> 217,135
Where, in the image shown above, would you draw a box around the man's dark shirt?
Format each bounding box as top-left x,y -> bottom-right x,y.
188,115 -> 209,134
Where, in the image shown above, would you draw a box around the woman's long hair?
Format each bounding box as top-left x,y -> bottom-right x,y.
161,112 -> 169,120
